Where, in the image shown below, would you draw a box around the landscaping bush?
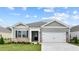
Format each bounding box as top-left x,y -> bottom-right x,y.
7,41 -> 31,44
0,36 -> 5,44
73,37 -> 78,43
16,42 -> 31,44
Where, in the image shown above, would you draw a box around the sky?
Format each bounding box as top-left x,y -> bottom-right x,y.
0,7 -> 79,27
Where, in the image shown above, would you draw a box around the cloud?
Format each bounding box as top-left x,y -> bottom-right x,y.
42,16 -> 55,20
41,12 -> 79,26
54,13 -> 69,17
25,14 -> 38,18
41,12 -> 70,22
73,10 -> 78,14
53,12 -> 79,20
7,7 -> 15,10
33,15 -> 37,18
43,7 -> 55,12
22,7 -> 27,11
0,18 -> 4,22
10,13 -> 21,16
42,17 -> 49,20
53,13 -> 69,20
25,14 -> 30,18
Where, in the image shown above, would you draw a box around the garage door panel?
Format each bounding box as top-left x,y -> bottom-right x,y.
42,32 -> 66,43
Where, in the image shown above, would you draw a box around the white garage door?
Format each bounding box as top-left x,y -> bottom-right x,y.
42,32 -> 66,42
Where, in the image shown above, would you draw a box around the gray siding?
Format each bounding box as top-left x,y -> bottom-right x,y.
45,21 -> 66,27
41,28 -> 68,32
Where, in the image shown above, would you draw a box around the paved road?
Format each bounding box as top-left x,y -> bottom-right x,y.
42,43 -> 79,51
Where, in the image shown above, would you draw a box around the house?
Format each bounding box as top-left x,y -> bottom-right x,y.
70,25 -> 79,39
0,18 -> 70,43
0,26 -> 11,39
10,18 -> 70,43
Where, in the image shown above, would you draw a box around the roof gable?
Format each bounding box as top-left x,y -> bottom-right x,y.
12,23 -> 29,29
45,21 -> 66,27
41,19 -> 69,28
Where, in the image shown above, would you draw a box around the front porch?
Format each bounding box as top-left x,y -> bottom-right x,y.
11,23 -> 40,43
12,29 -> 40,43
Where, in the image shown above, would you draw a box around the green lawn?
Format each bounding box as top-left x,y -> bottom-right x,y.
0,44 -> 41,51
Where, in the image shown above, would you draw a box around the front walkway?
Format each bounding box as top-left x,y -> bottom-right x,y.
42,43 -> 79,51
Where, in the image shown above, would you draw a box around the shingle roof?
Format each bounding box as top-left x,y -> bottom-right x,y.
71,25 -> 79,32
27,21 -> 47,27
0,26 -> 11,33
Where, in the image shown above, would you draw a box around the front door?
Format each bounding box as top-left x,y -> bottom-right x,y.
32,31 -> 38,42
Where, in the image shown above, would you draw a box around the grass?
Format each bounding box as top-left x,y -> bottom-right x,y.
0,44 -> 41,51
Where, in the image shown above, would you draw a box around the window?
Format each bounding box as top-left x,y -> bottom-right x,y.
15,30 -> 28,38
22,31 -> 27,37
17,31 -> 21,37
22,31 -> 28,38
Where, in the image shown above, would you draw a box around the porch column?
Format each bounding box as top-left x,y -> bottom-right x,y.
21,31 -> 23,38
29,30 -> 32,42
38,30 -> 41,43
68,28 -> 70,42
11,27 -> 16,42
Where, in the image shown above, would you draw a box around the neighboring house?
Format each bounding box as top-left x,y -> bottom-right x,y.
0,18 -> 70,43
0,26 -> 11,39
70,25 -> 79,39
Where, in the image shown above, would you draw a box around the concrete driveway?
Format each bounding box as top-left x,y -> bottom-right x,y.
42,43 -> 79,51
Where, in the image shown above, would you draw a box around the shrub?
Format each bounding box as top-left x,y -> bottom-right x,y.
0,36 -> 5,44
7,41 -> 31,44
73,37 -> 78,43
17,42 -> 31,44
25,42 -> 31,44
